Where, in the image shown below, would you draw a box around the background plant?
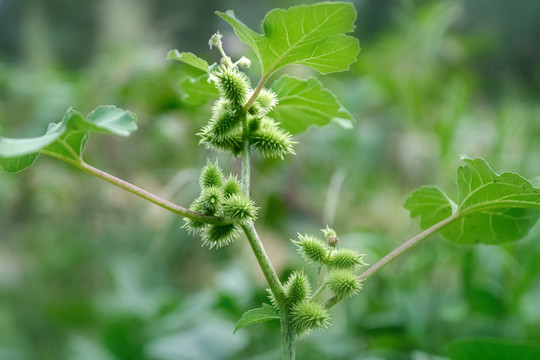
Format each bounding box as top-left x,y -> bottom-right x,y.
1,1 -> 540,359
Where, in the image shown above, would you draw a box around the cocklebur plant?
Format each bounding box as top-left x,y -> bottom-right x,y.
0,2 -> 539,359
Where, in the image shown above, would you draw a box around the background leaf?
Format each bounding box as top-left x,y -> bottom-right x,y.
448,338 -> 540,360
404,157 -> 540,245
233,303 -> 280,334
269,75 -> 354,134
180,75 -> 219,105
0,106 -> 137,173
217,2 -> 360,76
167,50 -> 210,73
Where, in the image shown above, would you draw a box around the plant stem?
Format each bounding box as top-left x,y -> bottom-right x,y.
241,111 -> 250,194
39,150 -> 224,224
280,304 -> 296,360
242,222 -> 285,305
310,280 -> 327,301
323,214 -> 460,308
243,73 -> 270,112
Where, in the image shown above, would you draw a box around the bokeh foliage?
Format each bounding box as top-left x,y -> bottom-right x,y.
1,0 -> 539,359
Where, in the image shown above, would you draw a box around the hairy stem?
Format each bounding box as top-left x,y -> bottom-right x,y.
39,150 -> 224,224
323,214 -> 460,308
241,222 -> 285,305
280,305 -> 296,360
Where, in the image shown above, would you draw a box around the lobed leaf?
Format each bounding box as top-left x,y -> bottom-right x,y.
167,50 -> 211,73
234,303 -> 280,333
0,106 -> 137,173
404,157 -> 540,245
269,75 -> 354,134
217,2 -> 360,77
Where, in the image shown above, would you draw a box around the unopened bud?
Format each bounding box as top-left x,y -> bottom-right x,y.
235,56 -> 252,68
322,226 -> 339,247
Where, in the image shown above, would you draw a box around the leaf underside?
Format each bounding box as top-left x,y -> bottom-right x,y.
404,157 -> 540,245
0,106 -> 137,173
217,2 -> 360,76
269,75 -> 354,134
234,303 -> 280,334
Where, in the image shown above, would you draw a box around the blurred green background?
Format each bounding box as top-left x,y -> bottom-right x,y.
1,0 -> 539,359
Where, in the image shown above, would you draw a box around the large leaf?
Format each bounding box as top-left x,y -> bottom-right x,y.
233,303 -> 280,334
448,338 -> 540,360
269,75 -> 353,134
180,74 -> 219,105
217,2 -> 360,76
167,50 -> 211,73
404,157 -> 540,245
0,106 -> 137,173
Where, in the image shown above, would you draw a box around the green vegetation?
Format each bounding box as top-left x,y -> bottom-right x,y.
1,1 -> 539,359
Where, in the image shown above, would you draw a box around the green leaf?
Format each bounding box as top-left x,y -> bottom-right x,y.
217,2 -> 360,76
0,106 -> 137,173
404,157 -> 540,245
167,50 -> 210,73
269,75 -> 354,134
448,338 -> 540,360
233,303 -> 280,334
180,75 -> 219,105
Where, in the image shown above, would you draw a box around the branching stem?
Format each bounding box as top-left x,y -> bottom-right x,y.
38,150 -> 225,224
323,213 -> 460,308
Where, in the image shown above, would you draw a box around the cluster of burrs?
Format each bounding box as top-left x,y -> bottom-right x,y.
184,160 -> 258,248
270,228 -> 367,334
199,32 -> 295,159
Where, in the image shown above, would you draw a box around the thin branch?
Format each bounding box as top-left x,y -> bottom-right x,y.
39,150 -> 225,224
323,214 -> 460,308
241,222 -> 285,306
243,73 -> 271,112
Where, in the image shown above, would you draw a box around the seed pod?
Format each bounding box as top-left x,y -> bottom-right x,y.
183,198 -> 207,234
199,159 -> 224,189
248,115 -> 261,133
212,66 -> 251,106
291,300 -> 330,334
206,99 -> 242,140
199,186 -> 223,215
321,226 -> 339,247
326,270 -> 362,299
254,88 -> 278,115
198,125 -> 243,156
222,193 -> 258,224
250,117 -> 295,159
328,248 -> 367,270
222,175 -> 242,199
267,288 -> 280,311
202,223 -> 239,248
284,270 -> 311,307
292,234 -> 329,265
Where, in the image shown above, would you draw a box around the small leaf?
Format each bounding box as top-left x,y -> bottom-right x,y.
404,157 -> 540,245
0,106 -> 137,173
234,303 -> 280,334
269,75 -> 354,134
448,338 -> 540,360
167,50 -> 210,73
217,2 -> 360,76
179,75 -> 220,105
